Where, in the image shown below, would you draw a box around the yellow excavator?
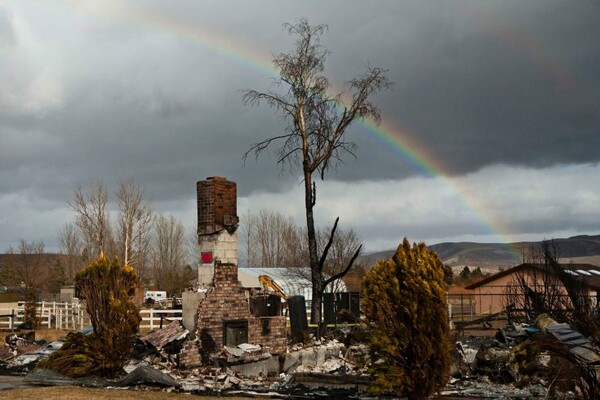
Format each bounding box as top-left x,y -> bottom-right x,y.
258,274 -> 288,301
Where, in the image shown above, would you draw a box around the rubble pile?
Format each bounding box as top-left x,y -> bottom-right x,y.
291,339 -> 369,375
0,333 -> 42,361
221,343 -> 271,364
171,365 -> 260,392
129,324 -> 372,395
444,376 -> 550,399
0,333 -> 61,375
1,316 -> 595,397
124,321 -> 283,393
446,322 -> 585,399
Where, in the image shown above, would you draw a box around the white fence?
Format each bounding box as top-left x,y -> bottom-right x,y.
139,309 -> 182,330
0,302 -> 182,332
0,301 -> 89,331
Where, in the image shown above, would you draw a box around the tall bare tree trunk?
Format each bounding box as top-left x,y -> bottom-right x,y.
58,222 -> 84,284
116,178 -> 154,277
304,167 -> 323,324
69,182 -> 110,262
243,19 -> 390,324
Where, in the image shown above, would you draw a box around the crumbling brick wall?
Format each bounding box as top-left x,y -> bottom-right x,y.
178,340 -> 202,369
196,263 -> 287,356
197,176 -> 239,272
197,176 -> 238,235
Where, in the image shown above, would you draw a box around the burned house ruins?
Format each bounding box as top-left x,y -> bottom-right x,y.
194,177 -> 287,357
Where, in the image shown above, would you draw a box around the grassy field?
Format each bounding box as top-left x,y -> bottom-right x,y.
0,386 -> 251,399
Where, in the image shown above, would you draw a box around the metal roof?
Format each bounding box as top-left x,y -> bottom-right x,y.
465,263 -> 600,290
238,267 -> 347,302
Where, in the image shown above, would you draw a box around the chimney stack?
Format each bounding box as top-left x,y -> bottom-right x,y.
196,177 -> 239,283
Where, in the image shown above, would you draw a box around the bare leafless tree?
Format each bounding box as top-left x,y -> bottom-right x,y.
116,178 -> 154,277
241,209 -> 298,267
284,221 -> 363,293
240,212 -> 254,267
499,240 -> 600,398
69,182 -> 111,263
319,224 -> 363,293
151,214 -> 193,297
243,19 -> 390,323
186,227 -> 201,269
503,265 -> 569,320
2,240 -> 47,326
57,222 -> 85,284
68,179 -> 153,277
2,239 -> 46,290
503,241 -> 587,322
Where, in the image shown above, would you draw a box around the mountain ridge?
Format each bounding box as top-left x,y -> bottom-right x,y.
360,234 -> 600,268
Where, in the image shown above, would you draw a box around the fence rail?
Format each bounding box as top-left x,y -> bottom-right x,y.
0,301 -> 90,331
139,309 -> 182,330
0,302 -> 182,331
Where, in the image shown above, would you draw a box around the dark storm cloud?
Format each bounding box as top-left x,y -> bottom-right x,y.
1,0 -> 600,251
3,1 -> 600,193
372,1 -> 600,176
233,0 -> 600,182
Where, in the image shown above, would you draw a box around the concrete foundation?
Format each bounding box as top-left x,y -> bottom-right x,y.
230,344 -> 346,377
182,291 -> 205,331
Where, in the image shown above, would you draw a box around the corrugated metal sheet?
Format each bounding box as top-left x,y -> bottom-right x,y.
238,267 -> 347,303
537,314 -> 600,379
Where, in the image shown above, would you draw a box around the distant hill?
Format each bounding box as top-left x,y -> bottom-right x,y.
359,234 -> 600,269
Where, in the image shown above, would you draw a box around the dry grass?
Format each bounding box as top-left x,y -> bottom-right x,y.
0,386 -> 250,399
1,329 -> 72,345
34,329 -> 72,343
48,328 -> 161,343
1,328 -> 158,345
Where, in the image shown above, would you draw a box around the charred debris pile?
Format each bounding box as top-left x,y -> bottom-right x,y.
0,321 -> 374,397
0,315 -> 596,398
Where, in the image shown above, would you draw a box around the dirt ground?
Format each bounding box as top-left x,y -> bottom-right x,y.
1,329 -> 72,345
0,386 -> 251,399
34,329 -> 72,343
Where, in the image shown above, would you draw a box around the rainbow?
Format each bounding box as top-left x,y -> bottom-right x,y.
359,117 -> 518,245
69,2 -> 555,262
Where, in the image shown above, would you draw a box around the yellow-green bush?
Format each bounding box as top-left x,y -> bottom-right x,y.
40,255 -> 140,378
362,238 -> 451,399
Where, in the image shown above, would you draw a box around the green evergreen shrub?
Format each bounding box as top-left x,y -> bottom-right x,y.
362,238 -> 451,399
39,255 -> 140,378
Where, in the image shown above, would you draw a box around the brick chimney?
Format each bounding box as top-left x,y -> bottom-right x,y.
197,177 -> 239,284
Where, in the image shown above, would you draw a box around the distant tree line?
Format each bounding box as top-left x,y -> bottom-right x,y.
454,265 -> 489,286
0,178 -> 197,304
240,209 -> 367,292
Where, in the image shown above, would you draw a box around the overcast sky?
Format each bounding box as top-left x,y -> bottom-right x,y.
1,0 -> 599,257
